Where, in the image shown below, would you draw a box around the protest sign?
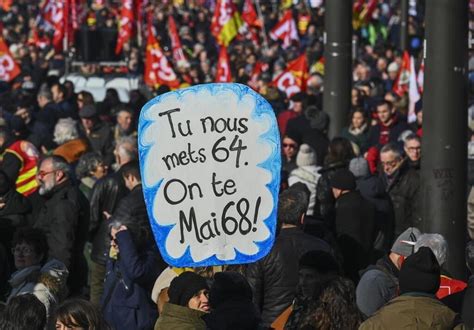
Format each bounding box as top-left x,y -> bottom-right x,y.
138,83 -> 280,267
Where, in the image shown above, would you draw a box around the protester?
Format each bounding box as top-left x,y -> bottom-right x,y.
0,294 -> 47,330
52,118 -> 89,164
356,227 -> 421,318
75,152 -> 108,200
403,133 -> 421,171
155,271 -> 209,330
281,134 -> 301,174
55,298 -> 110,330
359,247 -> 462,329
32,155 -> 89,296
341,108 -> 370,152
368,100 -> 411,148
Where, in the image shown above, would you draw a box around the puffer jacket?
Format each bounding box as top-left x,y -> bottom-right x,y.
101,230 -> 161,330
359,293 -> 463,329
380,160 -> 421,237
245,227 -> 332,328
89,170 -> 128,265
8,259 -> 68,318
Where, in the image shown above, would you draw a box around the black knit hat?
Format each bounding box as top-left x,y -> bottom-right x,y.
329,169 -> 356,191
168,272 -> 209,307
208,272 -> 253,307
399,246 -> 441,295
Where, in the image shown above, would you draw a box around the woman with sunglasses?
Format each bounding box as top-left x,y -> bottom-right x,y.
6,227 -> 68,321
282,134 -> 301,175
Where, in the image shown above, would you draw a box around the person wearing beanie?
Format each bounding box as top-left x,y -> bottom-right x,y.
203,272 -> 260,330
155,271 -> 209,330
330,169 -> 376,282
356,227 -> 421,318
360,247 -> 463,329
350,157 -> 395,257
288,144 -> 321,216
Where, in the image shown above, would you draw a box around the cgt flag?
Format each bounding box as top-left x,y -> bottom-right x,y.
216,46 -> 232,83
115,0 -> 134,54
41,0 -> 65,52
0,37 -> 20,82
144,19 -> 180,89
269,10 -> 299,49
168,15 -> 189,67
393,51 -> 410,97
272,53 -> 308,98
211,0 -> 243,46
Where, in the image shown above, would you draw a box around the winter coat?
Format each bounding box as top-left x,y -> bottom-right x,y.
380,161 -> 421,237
442,275 -> 474,329
367,118 -> 411,149
356,255 -> 400,318
7,259 -> 68,318
203,298 -> 260,330
89,170 -> 128,265
341,124 -> 369,152
288,165 -> 321,216
33,180 -> 89,295
359,293 -> 463,329
84,122 -> 114,166
53,138 -> 89,164
101,230 -> 161,330
333,191 -> 376,282
154,303 -> 206,330
356,175 -> 395,253
245,227 -> 332,328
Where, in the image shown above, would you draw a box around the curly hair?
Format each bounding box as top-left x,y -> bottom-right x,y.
299,277 -> 362,330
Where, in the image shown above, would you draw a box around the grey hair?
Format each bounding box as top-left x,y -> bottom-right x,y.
414,233 -> 448,266
404,133 -> 421,146
115,136 -> 138,161
37,88 -> 53,101
54,118 -> 79,145
75,152 -> 104,179
380,143 -> 402,159
42,155 -> 71,178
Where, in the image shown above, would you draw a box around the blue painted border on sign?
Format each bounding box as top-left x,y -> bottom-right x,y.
138,83 -> 281,267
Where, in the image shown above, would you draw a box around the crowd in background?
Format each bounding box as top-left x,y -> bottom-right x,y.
1,0 -> 474,329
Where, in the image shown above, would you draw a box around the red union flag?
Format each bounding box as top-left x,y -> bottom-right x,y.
272,54 -> 308,97
116,0 -> 134,54
144,21 -> 180,89
242,0 -> 261,27
211,0 -> 243,46
215,47 -> 231,83
41,0 -> 65,51
0,38 -> 20,82
168,15 -> 188,66
269,10 -> 299,49
393,51 -> 410,97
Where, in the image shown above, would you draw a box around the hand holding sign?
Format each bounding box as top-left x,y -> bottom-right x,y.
139,83 -> 280,267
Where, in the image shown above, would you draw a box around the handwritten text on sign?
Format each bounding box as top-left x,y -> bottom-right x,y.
138,83 -> 280,267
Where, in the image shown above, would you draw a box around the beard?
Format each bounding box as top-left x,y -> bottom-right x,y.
38,177 -> 56,196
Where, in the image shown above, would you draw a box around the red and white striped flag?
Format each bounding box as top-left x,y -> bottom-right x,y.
115,0 -> 134,54
0,37 -> 20,82
168,15 -> 188,67
272,54 -> 308,97
216,46 -> 232,83
269,10 -> 299,49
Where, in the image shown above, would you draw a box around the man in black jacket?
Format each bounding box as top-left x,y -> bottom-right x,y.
330,169 -> 376,282
245,189 -> 332,328
32,155 -> 90,296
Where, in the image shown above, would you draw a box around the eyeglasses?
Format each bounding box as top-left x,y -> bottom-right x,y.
37,170 -> 56,180
12,246 -> 34,256
407,147 -> 421,151
77,98 -> 84,102
282,143 -> 297,149
380,160 -> 399,167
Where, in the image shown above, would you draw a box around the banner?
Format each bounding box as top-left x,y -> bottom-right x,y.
269,10 -> 299,48
0,37 -> 20,82
138,83 -> 280,267
272,54 -> 308,97
168,15 -> 188,66
211,0 -> 243,46
216,47 -> 231,83
115,0 -> 134,54
242,0 -> 260,28
144,19 -> 180,88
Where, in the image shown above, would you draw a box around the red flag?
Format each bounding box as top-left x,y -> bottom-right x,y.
393,51 -> 410,97
417,59 -> 424,94
116,0 -> 134,54
216,47 -> 232,83
269,10 -> 299,49
0,37 -> 20,82
211,0 -> 243,46
248,61 -> 269,90
144,18 -> 180,89
242,0 -> 261,28
168,15 -> 188,66
272,54 -> 308,97
41,0 -> 65,52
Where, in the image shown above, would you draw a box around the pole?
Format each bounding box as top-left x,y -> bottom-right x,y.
421,0 -> 468,279
400,0 -> 409,51
323,0 -> 352,139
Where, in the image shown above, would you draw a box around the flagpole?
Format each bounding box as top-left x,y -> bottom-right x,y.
254,0 -> 269,51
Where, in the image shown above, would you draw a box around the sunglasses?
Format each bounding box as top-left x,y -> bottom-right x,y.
282,143 -> 297,149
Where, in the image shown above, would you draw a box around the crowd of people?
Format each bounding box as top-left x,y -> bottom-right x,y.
0,0 -> 474,329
